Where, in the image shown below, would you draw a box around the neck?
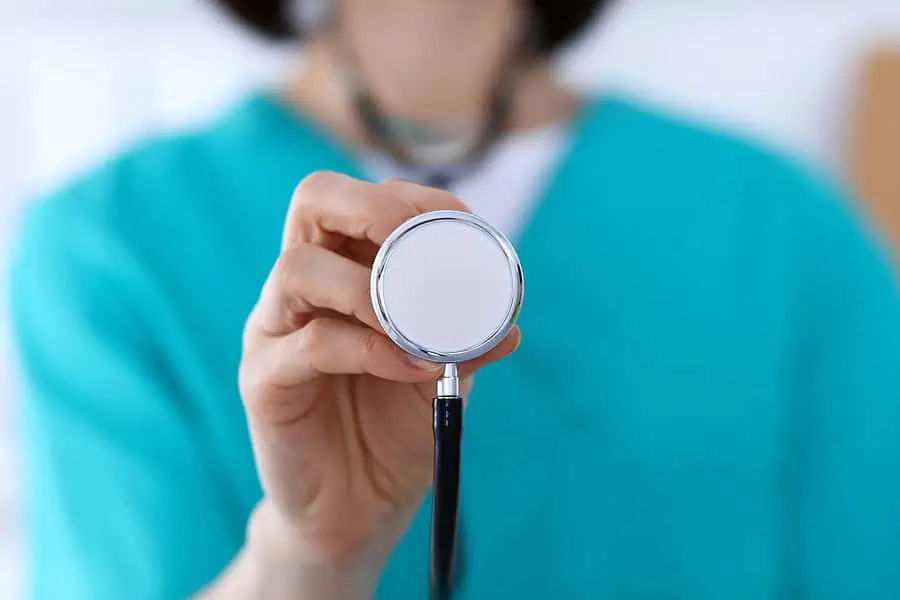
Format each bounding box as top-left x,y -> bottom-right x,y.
280,2 -> 579,150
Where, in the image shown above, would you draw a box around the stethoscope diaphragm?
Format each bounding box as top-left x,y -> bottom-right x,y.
371,210 -> 523,365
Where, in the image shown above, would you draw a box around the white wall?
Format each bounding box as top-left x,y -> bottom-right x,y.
1,1 -> 899,597
578,1 -> 900,171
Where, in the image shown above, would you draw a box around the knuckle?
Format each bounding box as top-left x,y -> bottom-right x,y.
298,318 -> 330,356
379,177 -> 415,190
366,184 -> 418,236
353,189 -> 391,234
241,311 -> 260,350
293,170 -> 344,206
359,329 -> 383,363
237,360 -> 259,404
377,179 -> 420,208
351,272 -> 373,317
379,178 -> 467,212
273,245 -> 314,290
432,189 -> 468,211
269,256 -> 297,308
237,343 -> 273,408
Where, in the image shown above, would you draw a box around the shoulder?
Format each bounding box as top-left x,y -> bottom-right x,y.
580,91 -> 890,245
580,91 -> 818,192
8,94 -> 277,318
580,91 -> 899,323
10,91 -> 322,284
19,94 -> 272,241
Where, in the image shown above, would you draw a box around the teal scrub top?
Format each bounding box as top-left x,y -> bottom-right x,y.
8,92 -> 900,600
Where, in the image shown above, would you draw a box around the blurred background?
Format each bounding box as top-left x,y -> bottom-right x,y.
0,0 -> 898,597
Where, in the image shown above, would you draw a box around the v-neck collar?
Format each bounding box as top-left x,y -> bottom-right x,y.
240,88 -> 613,248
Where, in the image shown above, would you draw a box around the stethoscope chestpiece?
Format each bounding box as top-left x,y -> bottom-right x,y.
371,210 -> 523,365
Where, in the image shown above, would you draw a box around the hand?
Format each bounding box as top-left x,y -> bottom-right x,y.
238,173 -> 521,574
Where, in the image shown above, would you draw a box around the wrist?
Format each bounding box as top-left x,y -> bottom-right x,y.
245,500 -> 388,600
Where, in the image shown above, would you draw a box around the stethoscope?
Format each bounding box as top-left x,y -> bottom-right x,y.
371,210 -> 524,600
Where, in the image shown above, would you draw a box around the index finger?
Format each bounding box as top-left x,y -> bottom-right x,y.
282,172 -> 469,251
378,178 -> 470,214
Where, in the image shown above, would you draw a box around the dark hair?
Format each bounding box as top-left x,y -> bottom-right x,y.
215,0 -> 608,54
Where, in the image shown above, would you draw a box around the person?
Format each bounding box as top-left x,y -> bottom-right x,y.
7,0 -> 900,598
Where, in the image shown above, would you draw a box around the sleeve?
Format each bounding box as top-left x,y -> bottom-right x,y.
7,197 -> 242,600
788,176 -> 900,598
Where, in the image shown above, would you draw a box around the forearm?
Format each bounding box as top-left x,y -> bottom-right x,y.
196,501 -> 383,600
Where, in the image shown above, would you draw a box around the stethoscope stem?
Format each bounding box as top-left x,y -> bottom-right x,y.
431,364 -> 463,600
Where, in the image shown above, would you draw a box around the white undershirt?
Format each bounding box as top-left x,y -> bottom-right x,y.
360,123 -> 572,240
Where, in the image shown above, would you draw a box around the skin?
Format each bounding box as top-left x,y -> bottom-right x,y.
200,1 -> 578,597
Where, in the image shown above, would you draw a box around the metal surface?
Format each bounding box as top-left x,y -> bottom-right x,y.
436,363 -> 460,397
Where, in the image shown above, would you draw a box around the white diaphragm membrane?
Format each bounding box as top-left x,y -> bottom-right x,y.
371,211 -> 523,363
